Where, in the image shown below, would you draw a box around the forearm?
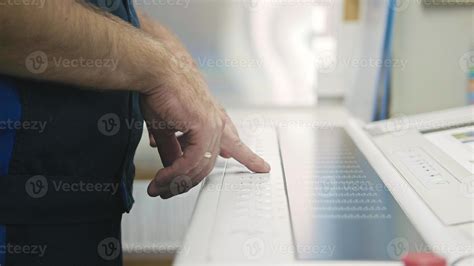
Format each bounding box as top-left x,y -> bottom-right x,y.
0,0 -> 173,93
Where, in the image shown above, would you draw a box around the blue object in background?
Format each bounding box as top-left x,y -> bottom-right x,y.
0,79 -> 21,177
373,0 -> 395,121
468,67 -> 474,105
0,225 -> 5,265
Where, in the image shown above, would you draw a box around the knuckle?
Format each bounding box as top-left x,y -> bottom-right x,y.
233,137 -> 244,148
212,117 -> 225,133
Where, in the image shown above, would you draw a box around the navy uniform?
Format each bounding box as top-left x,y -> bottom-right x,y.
0,1 -> 143,265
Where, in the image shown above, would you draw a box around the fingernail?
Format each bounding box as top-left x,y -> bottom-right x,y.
264,161 -> 271,172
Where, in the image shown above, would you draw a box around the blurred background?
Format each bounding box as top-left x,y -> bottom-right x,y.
124,0 -> 473,265
137,0 -> 472,112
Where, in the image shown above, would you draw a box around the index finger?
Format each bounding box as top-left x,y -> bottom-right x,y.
228,139 -> 271,173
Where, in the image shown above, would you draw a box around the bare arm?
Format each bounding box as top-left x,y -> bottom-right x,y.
137,10 -> 272,183
0,0 -> 171,92
0,2 -> 270,199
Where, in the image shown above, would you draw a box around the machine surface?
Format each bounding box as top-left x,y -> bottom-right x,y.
172,107 -> 474,266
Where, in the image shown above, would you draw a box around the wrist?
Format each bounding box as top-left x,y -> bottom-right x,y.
132,38 -> 176,95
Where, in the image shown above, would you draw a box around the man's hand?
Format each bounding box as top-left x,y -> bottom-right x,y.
0,2 -> 270,200
137,10 -> 270,199
142,70 -> 270,199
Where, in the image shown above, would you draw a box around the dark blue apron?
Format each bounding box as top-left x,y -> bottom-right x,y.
0,0 -> 143,224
